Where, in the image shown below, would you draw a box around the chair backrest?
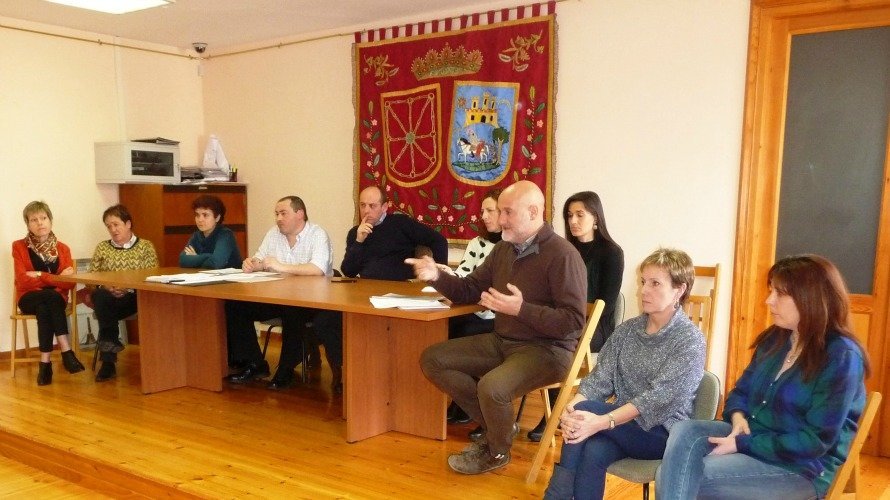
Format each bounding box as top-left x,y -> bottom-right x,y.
825,391 -> 883,500
693,370 -> 721,420
613,291 -> 626,326
683,264 -> 720,367
526,299 -> 606,484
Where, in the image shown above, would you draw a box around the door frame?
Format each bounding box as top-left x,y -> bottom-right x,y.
730,0 -> 890,455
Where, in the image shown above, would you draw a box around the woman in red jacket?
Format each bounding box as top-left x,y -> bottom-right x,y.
13,201 -> 84,385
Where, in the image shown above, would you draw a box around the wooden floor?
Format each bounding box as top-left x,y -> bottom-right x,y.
0,341 -> 888,499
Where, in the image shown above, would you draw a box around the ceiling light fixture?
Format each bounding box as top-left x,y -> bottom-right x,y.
44,0 -> 174,15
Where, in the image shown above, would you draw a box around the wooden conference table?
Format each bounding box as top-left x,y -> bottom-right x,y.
56,268 -> 480,442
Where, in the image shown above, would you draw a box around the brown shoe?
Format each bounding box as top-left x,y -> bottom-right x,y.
447,445 -> 510,474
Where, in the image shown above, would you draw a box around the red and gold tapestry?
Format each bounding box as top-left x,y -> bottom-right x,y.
354,2 -> 556,242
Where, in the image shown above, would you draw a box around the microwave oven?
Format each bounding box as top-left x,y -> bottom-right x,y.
95,141 -> 180,184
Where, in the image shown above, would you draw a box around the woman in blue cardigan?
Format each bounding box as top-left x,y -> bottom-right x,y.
179,194 -> 242,269
656,255 -> 869,500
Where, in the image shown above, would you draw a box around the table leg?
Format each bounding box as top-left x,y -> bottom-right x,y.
137,291 -> 227,394
344,313 -> 448,442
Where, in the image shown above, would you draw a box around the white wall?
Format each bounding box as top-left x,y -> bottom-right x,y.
0,17 -> 204,351
203,0 -> 750,378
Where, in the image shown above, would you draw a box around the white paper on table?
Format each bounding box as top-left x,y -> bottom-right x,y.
222,274 -> 283,283
199,268 -> 243,275
145,273 -> 227,285
370,293 -> 448,310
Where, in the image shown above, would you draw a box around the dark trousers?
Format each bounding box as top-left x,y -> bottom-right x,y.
91,288 -> 137,362
311,310 -> 343,368
420,333 -> 571,455
225,300 -> 312,369
18,289 -> 69,353
559,399 -> 669,500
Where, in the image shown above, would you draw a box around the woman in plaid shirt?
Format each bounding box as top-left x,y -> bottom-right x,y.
656,255 -> 869,500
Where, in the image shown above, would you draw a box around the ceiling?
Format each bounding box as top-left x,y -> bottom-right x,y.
0,0 -> 511,53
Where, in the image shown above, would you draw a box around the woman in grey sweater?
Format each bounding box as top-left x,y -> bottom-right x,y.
544,248 -> 706,500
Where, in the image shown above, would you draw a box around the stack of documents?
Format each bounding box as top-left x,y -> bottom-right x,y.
145,270 -> 282,286
145,273 -> 228,286
370,293 -> 449,310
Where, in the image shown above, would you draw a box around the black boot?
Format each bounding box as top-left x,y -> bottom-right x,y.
543,464 -> 575,500
37,362 -> 53,386
61,350 -> 85,374
307,342 -> 322,370
95,361 -> 117,382
448,403 -> 472,424
528,416 -> 547,442
468,425 -> 484,441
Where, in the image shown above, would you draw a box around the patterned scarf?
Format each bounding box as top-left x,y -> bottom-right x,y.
27,231 -> 59,264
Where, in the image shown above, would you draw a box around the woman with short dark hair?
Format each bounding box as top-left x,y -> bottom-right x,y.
13,201 -> 85,385
85,204 -> 159,382
179,194 -> 242,269
656,255 -> 869,500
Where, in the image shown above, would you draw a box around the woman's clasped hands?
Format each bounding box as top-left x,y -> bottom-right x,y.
559,402 -> 610,444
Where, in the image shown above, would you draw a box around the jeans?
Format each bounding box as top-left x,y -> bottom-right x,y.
558,399 -> 668,500
655,419 -> 817,500
420,333 -> 571,455
18,289 -> 69,353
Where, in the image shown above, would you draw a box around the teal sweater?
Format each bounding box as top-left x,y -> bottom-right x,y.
179,225 -> 242,269
725,330 -> 866,496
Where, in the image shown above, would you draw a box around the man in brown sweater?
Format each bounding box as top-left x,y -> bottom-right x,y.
406,180 -> 587,474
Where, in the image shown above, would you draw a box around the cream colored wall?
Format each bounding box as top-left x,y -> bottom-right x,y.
201,35 -> 354,254
203,0 -> 749,379
0,17 -> 203,352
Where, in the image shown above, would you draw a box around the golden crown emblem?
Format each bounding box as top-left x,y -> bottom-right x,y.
411,43 -> 483,80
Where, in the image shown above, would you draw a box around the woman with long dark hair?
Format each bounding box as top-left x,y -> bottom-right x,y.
529,191 -> 625,442
562,191 -> 624,350
656,255 -> 869,500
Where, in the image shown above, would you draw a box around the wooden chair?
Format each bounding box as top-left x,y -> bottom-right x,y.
515,298 -> 615,425
525,299 -> 605,483
826,391 -> 883,500
683,264 -> 721,367
605,370 -> 721,500
9,283 -> 79,378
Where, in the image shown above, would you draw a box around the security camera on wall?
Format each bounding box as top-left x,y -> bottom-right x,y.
192,42 -> 207,54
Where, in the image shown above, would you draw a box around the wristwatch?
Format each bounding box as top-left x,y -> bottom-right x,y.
607,412 -> 616,429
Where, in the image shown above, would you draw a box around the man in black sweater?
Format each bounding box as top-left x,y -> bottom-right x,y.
341,185 -> 448,279
314,185 -> 448,393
